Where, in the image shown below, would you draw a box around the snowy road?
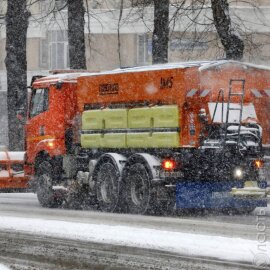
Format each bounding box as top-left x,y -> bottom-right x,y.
0,193 -> 269,269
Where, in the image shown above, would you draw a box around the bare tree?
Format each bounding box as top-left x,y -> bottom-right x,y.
152,0 -> 170,64
117,0 -> 124,67
5,0 -> 30,150
29,0 -> 87,69
211,0 -> 244,60
67,0 -> 87,69
132,0 -> 264,62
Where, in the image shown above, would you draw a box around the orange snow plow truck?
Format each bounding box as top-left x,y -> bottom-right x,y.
0,60 -> 269,214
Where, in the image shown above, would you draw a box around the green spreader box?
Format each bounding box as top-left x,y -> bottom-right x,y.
126,133 -> 152,148
82,110 -> 104,130
81,134 -> 103,148
81,133 -> 126,148
151,106 -> 179,128
81,105 -> 180,148
82,109 -> 128,130
103,109 -> 128,129
127,132 -> 179,148
128,105 -> 179,128
128,107 -> 152,128
103,133 -> 126,148
151,132 -> 179,148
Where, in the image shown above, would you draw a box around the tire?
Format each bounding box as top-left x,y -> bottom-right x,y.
36,160 -> 62,208
95,160 -> 121,212
125,163 -> 153,215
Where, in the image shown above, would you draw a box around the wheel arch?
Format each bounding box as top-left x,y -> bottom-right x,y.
93,152 -> 127,180
122,153 -> 161,180
92,153 -> 127,212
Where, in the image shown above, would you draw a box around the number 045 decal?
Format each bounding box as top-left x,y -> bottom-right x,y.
160,77 -> 173,89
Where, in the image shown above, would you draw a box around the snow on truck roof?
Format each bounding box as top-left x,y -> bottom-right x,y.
79,61 -> 215,78
198,60 -> 270,72
34,60 -> 270,84
78,60 -> 270,78
35,61 -> 214,84
33,72 -> 93,84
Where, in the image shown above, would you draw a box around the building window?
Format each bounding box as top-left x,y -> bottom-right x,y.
0,74 -> 7,92
40,31 -> 69,70
92,0 -> 100,9
137,34 -> 152,65
131,0 -> 152,7
55,0 -> 67,10
170,38 -> 209,52
48,30 -> 69,70
40,38 -> 49,69
39,0 -> 48,13
39,0 -> 66,13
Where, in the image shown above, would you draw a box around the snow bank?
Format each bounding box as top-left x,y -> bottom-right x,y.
0,216 -> 269,265
0,170 -> 25,178
0,264 -> 10,270
0,152 -> 25,161
0,171 -> 9,177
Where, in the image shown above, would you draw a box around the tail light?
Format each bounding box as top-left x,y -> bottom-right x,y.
254,159 -> 264,169
162,159 -> 176,170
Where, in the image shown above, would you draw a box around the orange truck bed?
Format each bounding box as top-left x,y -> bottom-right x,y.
77,61 -> 270,148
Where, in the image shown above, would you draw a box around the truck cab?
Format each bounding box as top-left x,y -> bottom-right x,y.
27,73 -> 84,166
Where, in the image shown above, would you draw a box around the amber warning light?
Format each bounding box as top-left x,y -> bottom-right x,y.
47,141 -> 55,149
254,160 -> 264,169
162,159 -> 176,170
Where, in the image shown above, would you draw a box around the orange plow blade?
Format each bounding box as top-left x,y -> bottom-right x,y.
0,151 -> 29,189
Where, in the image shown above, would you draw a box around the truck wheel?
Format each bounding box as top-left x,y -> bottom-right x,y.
36,160 -> 61,208
125,163 -> 152,215
95,160 -> 121,212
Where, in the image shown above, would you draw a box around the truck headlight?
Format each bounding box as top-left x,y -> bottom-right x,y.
233,167 -> 244,179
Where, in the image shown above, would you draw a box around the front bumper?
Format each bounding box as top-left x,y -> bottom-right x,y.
230,181 -> 267,199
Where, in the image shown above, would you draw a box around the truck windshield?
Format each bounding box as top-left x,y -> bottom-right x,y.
29,88 -> 49,118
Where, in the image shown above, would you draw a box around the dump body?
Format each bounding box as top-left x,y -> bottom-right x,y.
77,64 -> 201,147
77,61 -> 270,150
75,61 -> 268,210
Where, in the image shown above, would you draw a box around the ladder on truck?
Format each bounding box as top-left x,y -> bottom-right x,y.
224,79 -> 246,149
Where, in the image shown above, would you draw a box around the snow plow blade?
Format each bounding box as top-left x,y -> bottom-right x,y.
175,181 -> 267,209
0,151 -> 29,189
230,181 -> 267,199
